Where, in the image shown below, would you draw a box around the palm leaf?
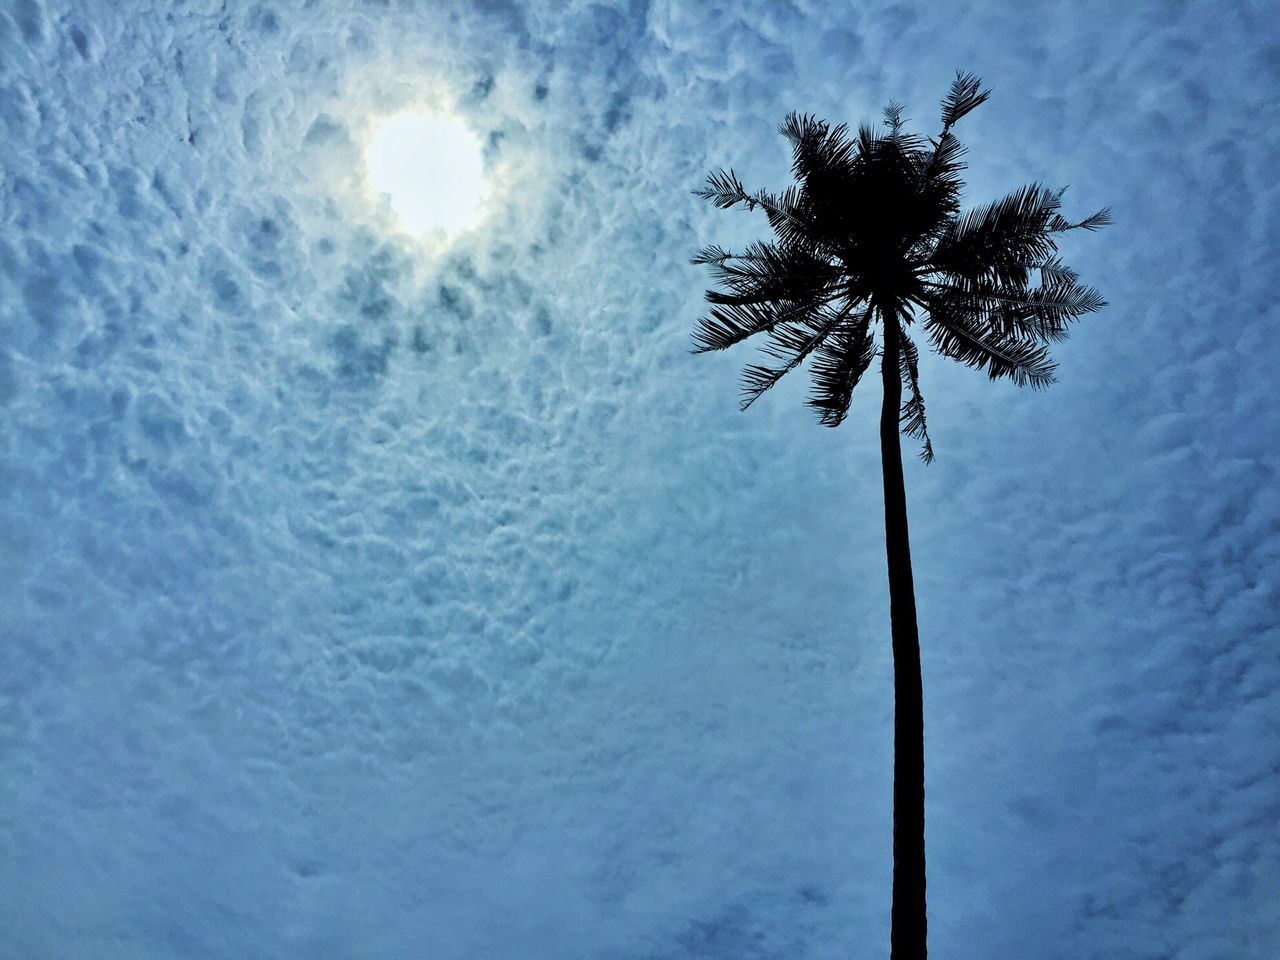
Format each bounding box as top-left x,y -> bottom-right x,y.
940,71 -> 991,131
926,273 -> 1106,343
897,327 -> 935,463
916,130 -> 967,197
701,239 -> 833,299
739,305 -> 855,410
779,113 -> 828,150
1048,206 -> 1114,233
1036,256 -> 1078,285
750,184 -> 829,253
691,302 -> 781,354
795,121 -> 859,186
690,243 -> 732,266
883,101 -> 906,134
923,302 -> 1057,388
930,183 -> 1067,286
694,168 -> 751,209
806,309 -> 876,426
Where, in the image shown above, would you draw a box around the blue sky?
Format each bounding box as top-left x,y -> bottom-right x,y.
1,1 -> 1276,957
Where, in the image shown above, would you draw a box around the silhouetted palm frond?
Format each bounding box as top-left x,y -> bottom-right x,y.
940,70 -> 991,131
691,239 -> 844,354
693,168 -> 751,209
922,304 -> 1058,388
923,271 -> 1107,345
740,303 -> 856,410
806,310 -> 875,427
930,183 -> 1065,287
1049,205 -> 1114,233
782,113 -> 859,183
883,101 -> 907,134
897,326 -> 934,463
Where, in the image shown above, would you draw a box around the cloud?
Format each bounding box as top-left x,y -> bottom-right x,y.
0,1 -> 1275,958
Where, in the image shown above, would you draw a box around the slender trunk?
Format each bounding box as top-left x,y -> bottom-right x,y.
879,302 -> 927,960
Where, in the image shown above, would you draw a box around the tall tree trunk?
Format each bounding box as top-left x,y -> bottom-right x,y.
879,302 -> 927,960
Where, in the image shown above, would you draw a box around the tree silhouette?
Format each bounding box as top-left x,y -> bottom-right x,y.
690,72 -> 1109,959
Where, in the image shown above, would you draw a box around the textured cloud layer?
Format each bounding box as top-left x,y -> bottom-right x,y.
1,1 -> 1276,958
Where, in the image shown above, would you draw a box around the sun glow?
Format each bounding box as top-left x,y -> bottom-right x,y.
363,112 -> 487,238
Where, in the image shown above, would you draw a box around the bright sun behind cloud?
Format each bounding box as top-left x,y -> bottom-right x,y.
364,112 -> 487,238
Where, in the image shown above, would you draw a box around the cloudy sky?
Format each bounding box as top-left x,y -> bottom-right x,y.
1,1 -> 1276,957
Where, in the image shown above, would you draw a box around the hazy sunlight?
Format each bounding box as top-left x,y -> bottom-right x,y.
364,112 -> 487,238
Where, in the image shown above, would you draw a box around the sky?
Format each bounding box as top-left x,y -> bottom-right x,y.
1,1 -> 1277,958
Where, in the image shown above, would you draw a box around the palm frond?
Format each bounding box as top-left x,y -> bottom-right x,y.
796,121 -> 859,185
923,303 -> 1057,388
694,168 -> 752,209
779,112 -> 863,193
739,305 -> 854,410
750,184 -> 826,253
1048,206 -> 1113,233
806,309 -> 876,426
702,241 -> 841,309
926,272 -> 1106,342
940,71 -> 991,131
692,241 -> 844,354
918,130 -> 967,187
1075,207 -> 1113,231
897,328 -> 934,463
695,161 -> 841,258
901,131 -> 968,247
693,286 -> 841,353
779,113 -> 828,150
1021,276 -> 1107,322
931,183 -> 1065,286
855,123 -> 882,162
883,101 -> 906,134
1037,256 -> 1078,285
691,302 -> 778,354
690,244 -> 732,266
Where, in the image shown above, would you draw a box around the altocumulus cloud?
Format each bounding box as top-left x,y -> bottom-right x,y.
0,1 -> 1276,958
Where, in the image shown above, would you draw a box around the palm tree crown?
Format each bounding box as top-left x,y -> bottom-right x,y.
692,72 -> 1110,461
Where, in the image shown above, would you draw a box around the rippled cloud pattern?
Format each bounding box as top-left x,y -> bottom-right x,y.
1,1 -> 1277,958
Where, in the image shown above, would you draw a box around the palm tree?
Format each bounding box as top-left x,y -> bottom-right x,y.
690,72 -> 1109,959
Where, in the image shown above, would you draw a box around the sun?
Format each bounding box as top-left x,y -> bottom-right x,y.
363,112 -> 487,238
